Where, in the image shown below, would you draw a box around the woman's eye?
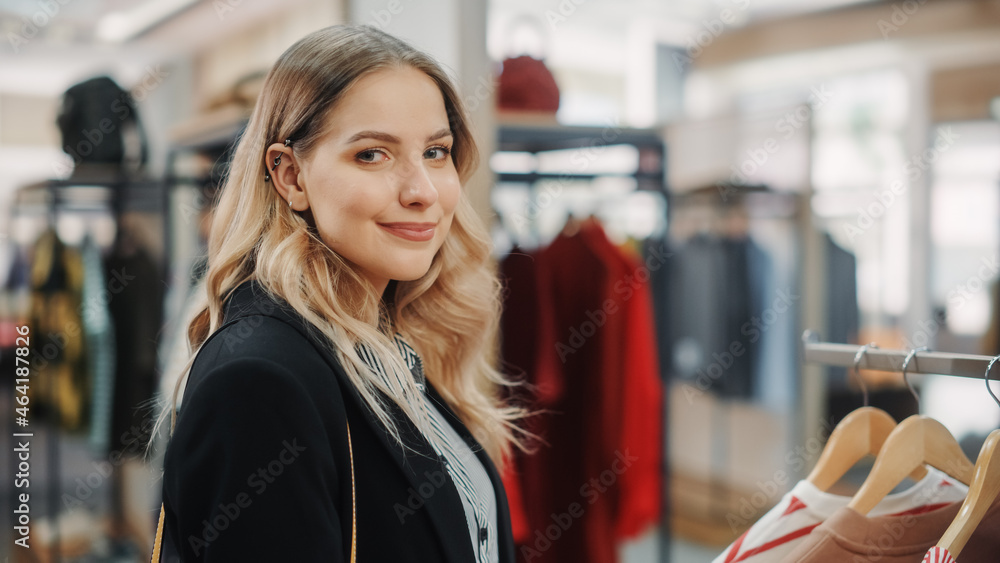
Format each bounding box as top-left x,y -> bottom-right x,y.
424,146 -> 451,160
357,149 -> 388,164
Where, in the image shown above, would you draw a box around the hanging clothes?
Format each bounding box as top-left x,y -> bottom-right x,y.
28,227 -> 89,431
923,547 -> 958,563
4,242 -> 31,292
105,239 -> 163,456
713,467 -> 968,563
778,493 -> 1000,562
644,235 -> 672,383
599,232 -> 664,540
502,220 -> 662,563
499,247 -> 552,403
80,234 -> 116,456
498,246 -> 541,546
663,233 -> 769,399
824,233 -> 859,388
1,242 -> 31,348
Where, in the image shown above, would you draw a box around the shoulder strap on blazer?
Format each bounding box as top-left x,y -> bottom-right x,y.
151,420 -> 356,562
151,308 -> 358,562
347,421 -> 357,562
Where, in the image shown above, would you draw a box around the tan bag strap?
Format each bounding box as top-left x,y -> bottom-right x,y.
151,503 -> 165,562
151,421 -> 357,562
347,421 -> 357,562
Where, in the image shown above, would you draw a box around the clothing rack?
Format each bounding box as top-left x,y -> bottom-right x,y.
5,176 -> 164,563
13,179 -> 164,213
494,122 -> 672,561
802,331 -> 1000,381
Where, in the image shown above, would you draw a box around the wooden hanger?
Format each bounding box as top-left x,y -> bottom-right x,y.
807,341 -> 927,492
934,357 -> 1000,557
846,414 -> 974,515
933,429 -> 1000,558
806,406 -> 927,492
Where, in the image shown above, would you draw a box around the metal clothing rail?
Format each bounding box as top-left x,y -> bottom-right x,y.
802,331 -> 1000,381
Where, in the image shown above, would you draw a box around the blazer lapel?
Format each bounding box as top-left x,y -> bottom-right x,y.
223,281 -> 477,563
329,367 -> 478,563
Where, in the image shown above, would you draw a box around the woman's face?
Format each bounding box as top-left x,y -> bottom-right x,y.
296,66 -> 461,293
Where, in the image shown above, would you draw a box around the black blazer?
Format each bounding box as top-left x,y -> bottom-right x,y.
161,280 -> 515,562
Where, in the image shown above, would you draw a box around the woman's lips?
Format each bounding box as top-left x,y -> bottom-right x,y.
378,222 -> 436,242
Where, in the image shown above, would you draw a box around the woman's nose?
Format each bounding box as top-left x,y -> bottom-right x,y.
396,159 -> 439,208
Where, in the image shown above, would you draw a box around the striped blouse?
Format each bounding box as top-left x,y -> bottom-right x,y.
356,335 -> 499,563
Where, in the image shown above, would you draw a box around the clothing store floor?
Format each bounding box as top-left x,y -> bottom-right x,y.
671,539 -> 719,562
1,387 -> 157,561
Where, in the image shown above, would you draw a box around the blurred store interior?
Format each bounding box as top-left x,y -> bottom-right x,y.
2,0 -> 1000,561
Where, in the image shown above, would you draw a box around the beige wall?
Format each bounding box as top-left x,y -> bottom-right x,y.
932,61 -> 1000,121
696,0 -> 1000,68
193,0 -> 345,111
0,94 -> 60,147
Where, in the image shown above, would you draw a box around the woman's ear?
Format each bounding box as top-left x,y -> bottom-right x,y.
265,143 -> 307,211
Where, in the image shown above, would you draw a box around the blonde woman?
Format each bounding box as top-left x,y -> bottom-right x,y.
158,25 -> 523,562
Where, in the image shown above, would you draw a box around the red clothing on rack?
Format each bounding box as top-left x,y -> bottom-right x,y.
502,459 -> 531,545
602,236 -> 663,540
498,248 -> 543,546
504,222 -> 662,563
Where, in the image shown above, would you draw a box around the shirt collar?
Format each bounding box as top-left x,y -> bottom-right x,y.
356,333 -> 427,391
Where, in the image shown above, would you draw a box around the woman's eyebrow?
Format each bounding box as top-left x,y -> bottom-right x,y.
426,128 -> 453,142
345,128 -> 452,144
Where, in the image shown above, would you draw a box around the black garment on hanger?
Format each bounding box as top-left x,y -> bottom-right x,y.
105,242 -> 163,455
665,234 -> 763,399
824,233 -> 860,387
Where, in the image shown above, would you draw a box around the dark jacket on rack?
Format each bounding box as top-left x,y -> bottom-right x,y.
160,280 -> 515,562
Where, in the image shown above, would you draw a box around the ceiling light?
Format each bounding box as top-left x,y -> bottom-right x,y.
96,0 -> 201,43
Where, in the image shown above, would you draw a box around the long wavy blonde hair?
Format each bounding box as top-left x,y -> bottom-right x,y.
166,25 -> 522,464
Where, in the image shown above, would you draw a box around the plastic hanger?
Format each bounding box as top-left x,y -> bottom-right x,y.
806,343 -> 927,491
847,348 -> 975,515
932,355 -> 1000,558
